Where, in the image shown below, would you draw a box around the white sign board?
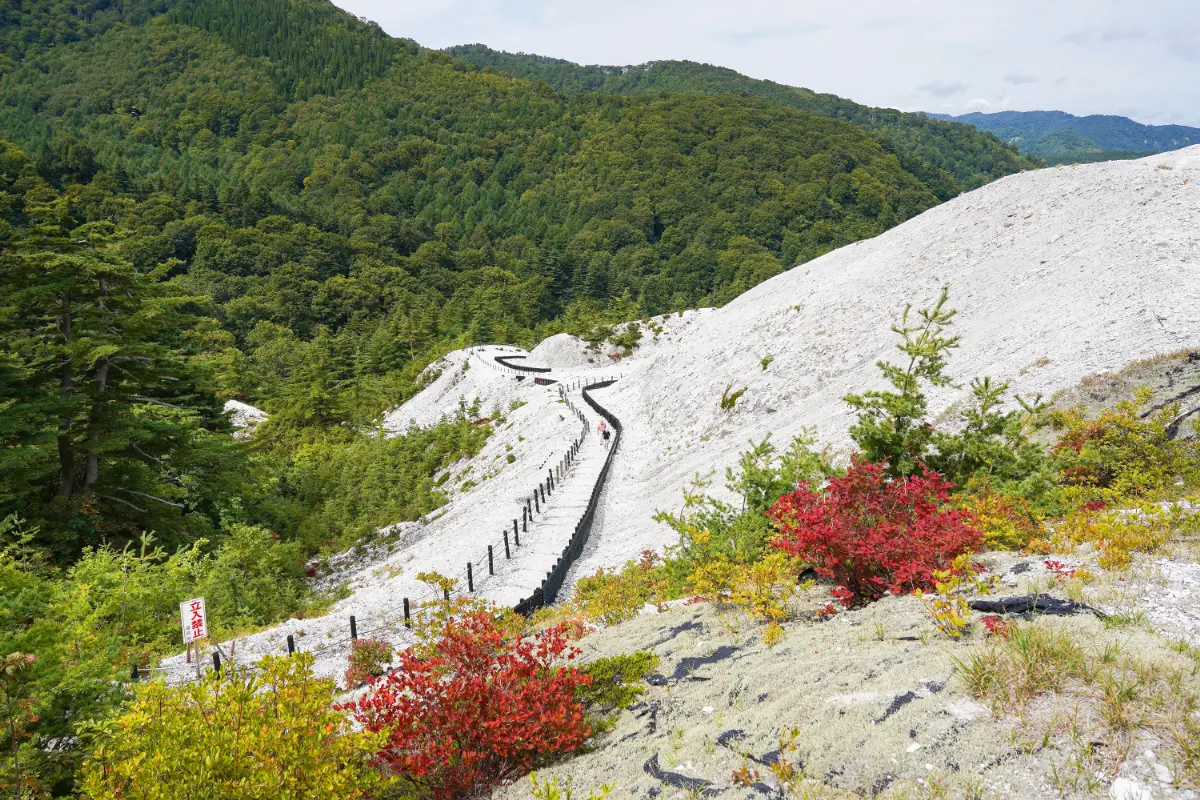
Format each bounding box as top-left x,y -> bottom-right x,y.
181,597 -> 208,644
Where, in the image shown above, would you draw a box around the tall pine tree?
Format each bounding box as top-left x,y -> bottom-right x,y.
1,186 -> 232,551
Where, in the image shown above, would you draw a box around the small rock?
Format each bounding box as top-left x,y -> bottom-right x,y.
701,705 -> 715,715
1111,777 -> 1154,800
906,743 -> 921,753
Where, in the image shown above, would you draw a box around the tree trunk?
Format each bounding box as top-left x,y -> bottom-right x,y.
56,293 -> 74,496
83,357 -> 110,490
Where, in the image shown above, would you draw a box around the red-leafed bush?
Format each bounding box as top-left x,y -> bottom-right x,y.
344,613 -> 592,799
981,615 -> 1015,639
768,458 -> 980,607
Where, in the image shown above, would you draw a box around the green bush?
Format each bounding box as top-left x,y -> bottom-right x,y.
573,553 -> 664,626
845,287 -> 1055,505
80,654 -> 391,800
654,434 -> 832,589
1050,388 -> 1200,502
576,651 -> 660,731
719,385 -> 747,411
263,416 -> 491,550
344,637 -> 393,687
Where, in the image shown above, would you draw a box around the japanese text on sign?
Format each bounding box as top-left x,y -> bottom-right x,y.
180,597 -> 207,644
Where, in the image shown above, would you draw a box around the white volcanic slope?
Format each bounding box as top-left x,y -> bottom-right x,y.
571,148 -> 1200,578
161,149 -> 1200,682
160,346 -> 624,683
223,399 -> 267,429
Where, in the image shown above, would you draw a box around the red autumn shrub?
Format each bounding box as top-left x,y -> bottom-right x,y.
981,615 -> 1015,639
768,458 -> 980,607
344,612 -> 592,799
1043,559 -> 1077,582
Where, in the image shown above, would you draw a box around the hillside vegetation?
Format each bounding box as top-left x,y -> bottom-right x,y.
446,44 -> 1038,192
932,109 -> 1200,164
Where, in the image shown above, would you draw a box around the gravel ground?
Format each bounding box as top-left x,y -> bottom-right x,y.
494,551 -> 1200,800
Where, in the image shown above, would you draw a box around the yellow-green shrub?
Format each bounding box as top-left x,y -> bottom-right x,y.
572,552 -> 665,626
80,654 -> 391,800
917,553 -> 985,638
956,481 -> 1042,551
1051,389 -> 1200,503
1054,501 -> 1197,569
688,551 -> 800,645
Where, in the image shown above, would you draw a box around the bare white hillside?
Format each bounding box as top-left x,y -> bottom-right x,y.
161,149 -> 1200,683
574,147 -> 1200,577
529,308 -> 718,369
381,345 -> 531,433
223,399 -> 267,438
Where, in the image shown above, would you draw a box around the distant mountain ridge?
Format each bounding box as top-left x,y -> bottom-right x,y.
446,44 -> 1033,192
928,110 -> 1200,164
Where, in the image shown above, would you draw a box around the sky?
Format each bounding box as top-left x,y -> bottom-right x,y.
333,0 -> 1200,127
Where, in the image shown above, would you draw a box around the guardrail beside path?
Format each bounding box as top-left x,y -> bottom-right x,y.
514,378 -> 620,614
494,353 -> 553,374
145,368 -> 622,684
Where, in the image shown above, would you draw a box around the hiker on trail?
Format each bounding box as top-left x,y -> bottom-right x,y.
597,419 -> 607,435
601,425 -> 612,449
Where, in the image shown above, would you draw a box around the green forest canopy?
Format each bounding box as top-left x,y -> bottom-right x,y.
444,44 -> 1036,192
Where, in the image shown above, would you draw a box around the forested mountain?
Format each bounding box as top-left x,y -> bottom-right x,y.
0,0 -> 1042,565
445,44 -> 1035,192
0,5 -> 1043,787
0,0 -> 1039,451
929,110 -> 1200,164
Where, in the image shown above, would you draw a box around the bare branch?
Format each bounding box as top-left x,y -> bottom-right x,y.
130,443 -> 164,464
127,396 -> 187,410
97,494 -> 147,514
117,488 -> 185,509
109,362 -> 136,380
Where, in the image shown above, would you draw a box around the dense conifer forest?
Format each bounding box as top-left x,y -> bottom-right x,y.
445,44 -> 1037,191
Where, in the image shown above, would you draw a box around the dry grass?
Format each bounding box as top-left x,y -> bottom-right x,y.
952,623 -> 1089,708
952,619 -> 1200,786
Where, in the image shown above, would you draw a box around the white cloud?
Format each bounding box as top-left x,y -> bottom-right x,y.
919,80 -> 969,98
1003,72 -> 1038,85
333,0 -> 1200,126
